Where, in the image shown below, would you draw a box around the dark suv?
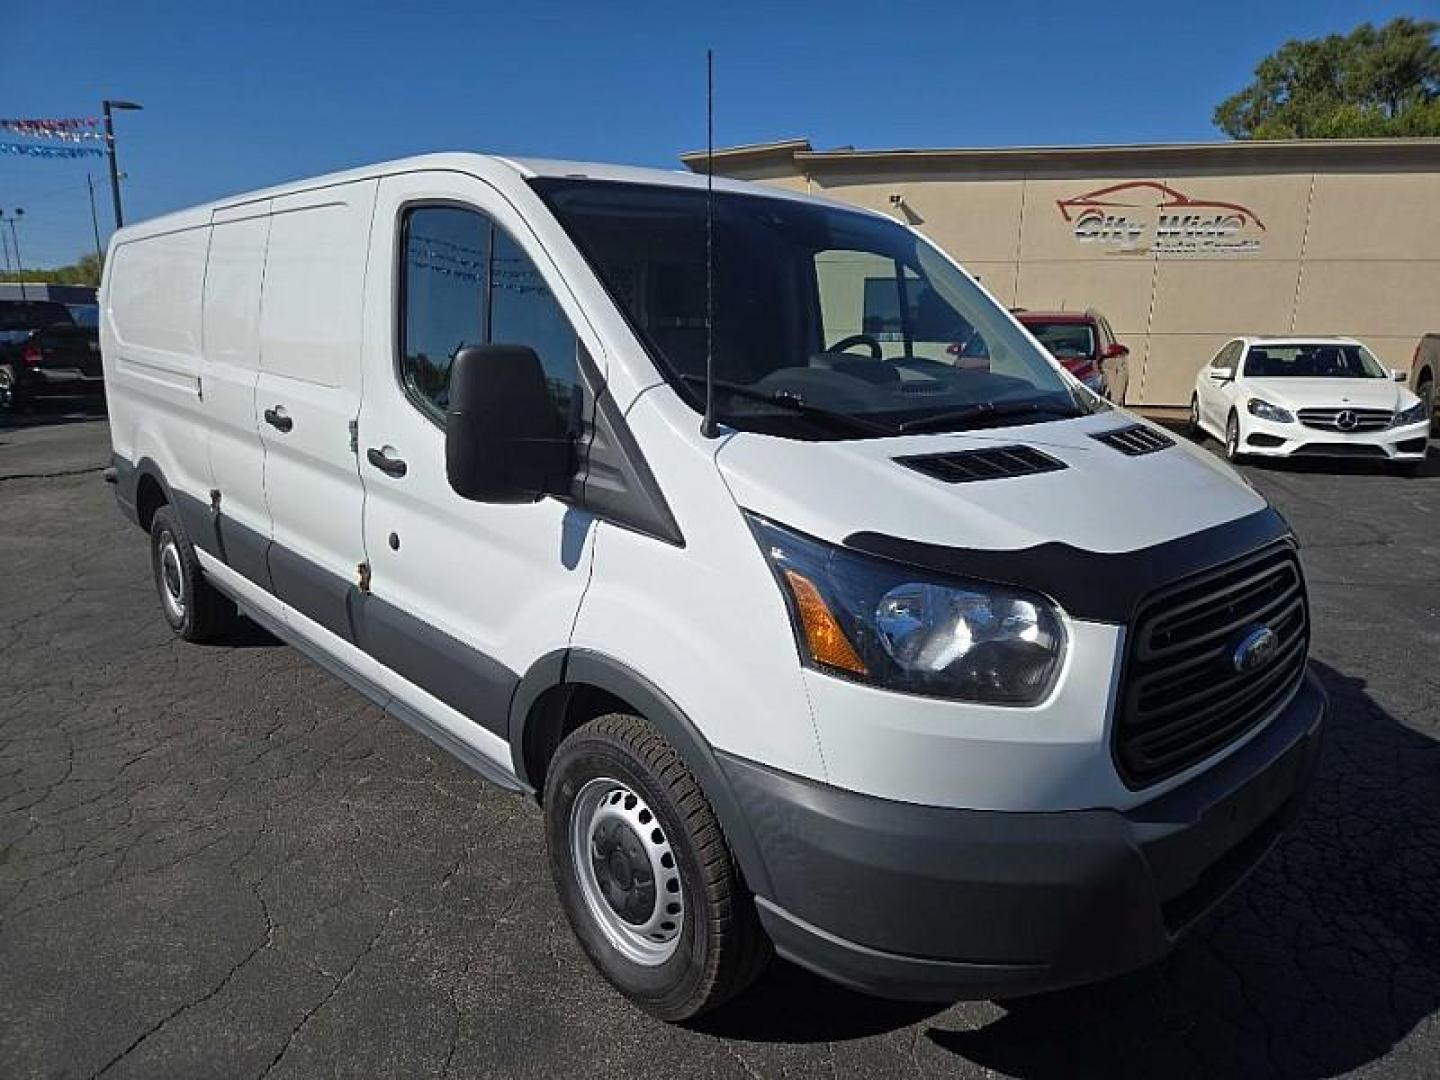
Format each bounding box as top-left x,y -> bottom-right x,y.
1015,308 -> 1130,402
0,300 -> 104,410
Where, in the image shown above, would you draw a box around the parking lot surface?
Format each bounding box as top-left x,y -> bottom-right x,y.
2,410 -> 1438,1079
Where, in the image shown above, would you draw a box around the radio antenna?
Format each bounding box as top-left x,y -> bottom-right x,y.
700,49 -> 719,439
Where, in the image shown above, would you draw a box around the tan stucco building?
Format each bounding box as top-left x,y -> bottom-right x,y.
681,138 -> 1440,407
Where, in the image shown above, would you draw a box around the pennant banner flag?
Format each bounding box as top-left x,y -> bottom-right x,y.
0,118 -> 104,142
0,141 -> 106,159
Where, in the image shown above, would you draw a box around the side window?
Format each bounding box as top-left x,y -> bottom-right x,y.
489,229 -> 580,433
402,207 -> 491,415
1213,341 -> 1240,370
817,249 -> 979,364
400,206 -> 579,431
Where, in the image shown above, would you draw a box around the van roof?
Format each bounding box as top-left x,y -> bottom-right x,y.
111,152 -> 879,244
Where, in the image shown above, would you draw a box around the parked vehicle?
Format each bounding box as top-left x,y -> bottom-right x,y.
1014,308 -> 1130,401
1189,336 -> 1430,473
0,299 -> 104,410
102,154 -> 1324,1020
1409,333 -> 1438,435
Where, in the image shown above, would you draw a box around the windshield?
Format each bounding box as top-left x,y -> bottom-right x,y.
1244,343 -> 1385,379
531,179 -> 1096,438
1022,321 -> 1095,360
66,303 -> 99,328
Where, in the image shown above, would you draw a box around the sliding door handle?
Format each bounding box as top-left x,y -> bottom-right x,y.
366,446 -> 408,478
263,406 -> 293,433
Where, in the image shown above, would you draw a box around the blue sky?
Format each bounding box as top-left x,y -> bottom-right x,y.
0,0 -> 1422,267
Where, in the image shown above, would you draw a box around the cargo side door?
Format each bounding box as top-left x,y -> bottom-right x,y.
255,180 -> 377,639
201,201 -> 274,586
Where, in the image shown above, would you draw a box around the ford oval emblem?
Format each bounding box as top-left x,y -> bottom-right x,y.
1232,625 -> 1279,673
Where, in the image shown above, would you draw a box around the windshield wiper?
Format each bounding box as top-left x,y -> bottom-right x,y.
897,400 -> 1084,434
678,375 -> 898,437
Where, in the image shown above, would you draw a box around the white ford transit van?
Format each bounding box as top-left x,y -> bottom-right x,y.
101,154 -> 1325,1020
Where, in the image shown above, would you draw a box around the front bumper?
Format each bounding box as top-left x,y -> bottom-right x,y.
1243,416 -> 1429,459
725,670 -> 1325,1001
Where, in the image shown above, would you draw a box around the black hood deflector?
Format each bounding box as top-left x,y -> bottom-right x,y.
844,507 -> 1293,624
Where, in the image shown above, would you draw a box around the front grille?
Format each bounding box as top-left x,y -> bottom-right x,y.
1294,443 -> 1387,458
1116,543 -> 1308,787
896,446 -> 1067,483
1090,423 -> 1175,456
1297,407 -> 1392,432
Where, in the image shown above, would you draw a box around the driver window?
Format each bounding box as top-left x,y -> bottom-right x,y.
815,249 -> 983,366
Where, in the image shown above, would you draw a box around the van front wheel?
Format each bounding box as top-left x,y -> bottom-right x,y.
545,713 -> 771,1020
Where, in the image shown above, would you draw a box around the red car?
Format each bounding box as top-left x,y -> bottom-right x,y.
1014,308 -> 1130,402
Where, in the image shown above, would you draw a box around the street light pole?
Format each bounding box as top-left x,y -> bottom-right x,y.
87,174 -> 105,277
1,209 -> 27,300
102,99 -> 143,230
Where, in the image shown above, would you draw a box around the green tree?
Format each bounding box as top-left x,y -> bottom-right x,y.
1215,18 -> 1440,139
0,252 -> 103,286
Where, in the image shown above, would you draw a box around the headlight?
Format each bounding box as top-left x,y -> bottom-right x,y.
1393,400 -> 1429,427
1247,398 -> 1294,423
747,514 -> 1066,705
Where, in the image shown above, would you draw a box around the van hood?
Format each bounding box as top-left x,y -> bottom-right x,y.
1245,377 -> 1414,411
715,410 -> 1268,556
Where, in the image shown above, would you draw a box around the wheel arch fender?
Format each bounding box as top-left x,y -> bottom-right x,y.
507,648 -> 775,899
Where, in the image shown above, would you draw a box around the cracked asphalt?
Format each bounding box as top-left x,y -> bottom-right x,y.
1,403 -> 1438,1079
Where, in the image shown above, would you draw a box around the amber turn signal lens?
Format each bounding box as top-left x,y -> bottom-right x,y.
782,569 -> 868,676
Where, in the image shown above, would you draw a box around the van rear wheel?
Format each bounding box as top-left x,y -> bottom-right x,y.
545,713 -> 771,1020
149,506 -> 235,642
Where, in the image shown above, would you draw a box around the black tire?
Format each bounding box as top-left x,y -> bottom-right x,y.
1419,378 -> 1436,437
545,713 -> 771,1021
149,505 -> 235,642
1186,395 -> 1204,441
0,365 -> 27,412
1224,411 -> 1245,463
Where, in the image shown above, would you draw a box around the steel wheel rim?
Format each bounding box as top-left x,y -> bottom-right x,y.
159,534 -> 186,622
569,777 -> 683,966
1226,418 -> 1239,457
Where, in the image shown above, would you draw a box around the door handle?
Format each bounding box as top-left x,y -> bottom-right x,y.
263,406 -> 293,433
366,446 -> 408,478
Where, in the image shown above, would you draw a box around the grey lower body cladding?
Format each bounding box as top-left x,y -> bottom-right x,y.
111,453 -> 518,743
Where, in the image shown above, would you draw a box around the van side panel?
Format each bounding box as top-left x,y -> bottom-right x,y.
255,181 -> 377,638
202,203 -> 273,588
103,221 -> 213,529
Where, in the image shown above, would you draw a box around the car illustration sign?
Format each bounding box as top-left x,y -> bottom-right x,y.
1057,181 -> 1266,256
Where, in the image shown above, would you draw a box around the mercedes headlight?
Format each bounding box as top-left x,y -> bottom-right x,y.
748,514 -> 1066,705
1247,398 -> 1294,423
1393,400 -> 1429,427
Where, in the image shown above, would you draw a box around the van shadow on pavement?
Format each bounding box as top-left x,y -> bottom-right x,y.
704,661 -> 1440,1079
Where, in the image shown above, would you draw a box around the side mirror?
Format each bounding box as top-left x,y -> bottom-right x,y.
1393,369 -> 1409,383
445,344 -> 573,503
1103,342 -> 1129,359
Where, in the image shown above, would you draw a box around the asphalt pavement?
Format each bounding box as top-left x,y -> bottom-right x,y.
1,405 -> 1437,1079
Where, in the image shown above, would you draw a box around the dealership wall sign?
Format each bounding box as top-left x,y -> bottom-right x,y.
1056,181 -> 1266,256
